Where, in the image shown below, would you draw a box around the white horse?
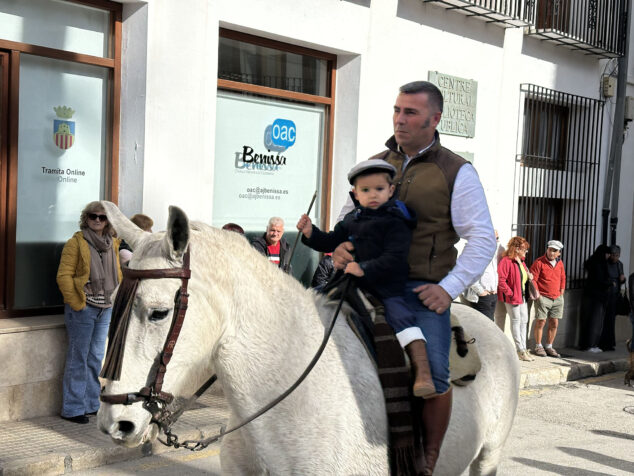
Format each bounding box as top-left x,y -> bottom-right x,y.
98,202 -> 519,475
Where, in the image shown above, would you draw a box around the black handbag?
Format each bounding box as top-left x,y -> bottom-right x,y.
617,288 -> 631,315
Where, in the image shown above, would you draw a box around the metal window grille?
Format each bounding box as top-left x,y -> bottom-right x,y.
514,84 -> 604,289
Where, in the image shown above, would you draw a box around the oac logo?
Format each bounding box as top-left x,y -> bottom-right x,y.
53,106 -> 75,150
264,119 -> 296,152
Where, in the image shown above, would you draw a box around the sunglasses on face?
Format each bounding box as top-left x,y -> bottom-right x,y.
88,213 -> 108,221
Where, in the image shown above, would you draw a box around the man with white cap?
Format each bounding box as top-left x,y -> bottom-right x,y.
529,240 -> 566,357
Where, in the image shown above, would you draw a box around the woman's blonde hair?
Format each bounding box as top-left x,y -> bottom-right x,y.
79,201 -> 114,236
504,236 -> 529,260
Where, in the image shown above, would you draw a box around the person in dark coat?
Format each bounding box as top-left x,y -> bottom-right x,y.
599,244 -> 626,351
297,159 -> 435,399
311,253 -> 335,291
579,245 -> 611,351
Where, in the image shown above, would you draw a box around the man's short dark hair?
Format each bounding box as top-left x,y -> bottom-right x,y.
399,81 -> 444,113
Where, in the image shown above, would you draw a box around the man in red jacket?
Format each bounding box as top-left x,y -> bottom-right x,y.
530,240 -> 566,357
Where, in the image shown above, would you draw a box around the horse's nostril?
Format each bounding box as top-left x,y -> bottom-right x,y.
118,420 -> 135,434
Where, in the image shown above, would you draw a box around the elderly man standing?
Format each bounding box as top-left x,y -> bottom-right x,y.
334,81 -> 496,475
251,217 -> 291,272
529,240 -> 566,358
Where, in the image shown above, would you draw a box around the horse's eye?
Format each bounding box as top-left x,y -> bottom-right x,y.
149,309 -> 170,322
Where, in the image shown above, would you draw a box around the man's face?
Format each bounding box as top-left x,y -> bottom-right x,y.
546,247 -> 561,261
393,92 -> 441,156
352,173 -> 395,210
266,223 -> 284,246
609,252 -> 620,263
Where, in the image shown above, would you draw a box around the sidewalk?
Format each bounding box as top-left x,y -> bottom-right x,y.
1,346 -> 631,476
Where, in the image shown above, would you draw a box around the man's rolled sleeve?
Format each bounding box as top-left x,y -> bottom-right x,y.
439,164 -> 496,299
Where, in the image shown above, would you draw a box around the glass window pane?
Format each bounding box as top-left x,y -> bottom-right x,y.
0,0 -> 110,58
212,91 -> 324,231
218,37 -> 328,96
14,54 -> 108,308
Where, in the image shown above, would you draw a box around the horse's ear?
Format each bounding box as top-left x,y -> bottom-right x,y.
165,205 -> 189,257
101,201 -> 149,250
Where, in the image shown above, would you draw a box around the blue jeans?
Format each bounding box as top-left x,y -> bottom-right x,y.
61,304 -> 112,417
404,280 -> 452,394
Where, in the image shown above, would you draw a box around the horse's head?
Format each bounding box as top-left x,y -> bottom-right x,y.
97,202 -> 222,447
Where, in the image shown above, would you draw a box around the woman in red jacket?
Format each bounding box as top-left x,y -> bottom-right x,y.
498,236 -> 534,362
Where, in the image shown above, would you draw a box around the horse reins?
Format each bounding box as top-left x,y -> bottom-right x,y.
100,247 -> 352,451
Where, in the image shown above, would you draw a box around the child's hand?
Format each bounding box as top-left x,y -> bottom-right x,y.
296,214 -> 313,238
344,261 -> 364,277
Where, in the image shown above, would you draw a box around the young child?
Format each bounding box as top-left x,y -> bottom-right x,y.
296,158 -> 435,398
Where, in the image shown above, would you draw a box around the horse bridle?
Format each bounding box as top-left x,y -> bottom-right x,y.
100,248 -> 195,431
100,246 -> 352,451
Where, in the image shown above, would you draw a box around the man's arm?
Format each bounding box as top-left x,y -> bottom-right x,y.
438,164 -> 497,299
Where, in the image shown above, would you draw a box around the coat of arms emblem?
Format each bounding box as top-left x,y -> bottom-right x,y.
53,106 -> 75,150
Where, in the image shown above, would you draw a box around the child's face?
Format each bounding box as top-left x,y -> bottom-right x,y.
352,173 -> 395,210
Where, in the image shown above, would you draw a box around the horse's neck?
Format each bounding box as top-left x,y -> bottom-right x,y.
214,275 -> 327,412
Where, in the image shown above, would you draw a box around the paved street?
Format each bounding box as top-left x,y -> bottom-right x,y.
499,372 -> 634,475
71,372 -> 634,475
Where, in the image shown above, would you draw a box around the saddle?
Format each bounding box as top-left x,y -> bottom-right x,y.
323,276 -> 481,475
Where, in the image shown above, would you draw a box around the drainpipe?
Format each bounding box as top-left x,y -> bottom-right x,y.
602,0 -> 631,245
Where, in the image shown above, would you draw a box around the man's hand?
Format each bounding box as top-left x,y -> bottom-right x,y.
332,241 -> 355,270
296,214 -> 313,238
344,261 -> 364,277
413,283 -> 452,314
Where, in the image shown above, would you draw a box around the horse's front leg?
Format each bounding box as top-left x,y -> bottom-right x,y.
220,427 -> 268,475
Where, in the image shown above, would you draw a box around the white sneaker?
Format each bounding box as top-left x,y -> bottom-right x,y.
587,347 -> 603,353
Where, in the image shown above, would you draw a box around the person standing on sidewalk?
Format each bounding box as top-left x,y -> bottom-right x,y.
529,240 -> 566,358
498,236 -> 534,362
463,230 -> 504,320
599,244 -> 626,351
56,202 -> 122,424
579,245 -> 611,352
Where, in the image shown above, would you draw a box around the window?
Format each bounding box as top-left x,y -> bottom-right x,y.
536,0 -> 571,33
214,29 -> 336,285
515,85 -> 604,289
0,0 -> 121,317
522,97 -> 569,170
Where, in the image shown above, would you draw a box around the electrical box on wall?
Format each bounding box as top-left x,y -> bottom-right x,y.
625,96 -> 634,121
602,75 -> 616,97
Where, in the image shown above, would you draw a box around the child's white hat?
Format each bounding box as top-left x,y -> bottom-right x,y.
348,159 -> 397,184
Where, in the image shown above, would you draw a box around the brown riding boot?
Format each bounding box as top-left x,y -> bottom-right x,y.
406,340 -> 436,398
421,388 -> 453,475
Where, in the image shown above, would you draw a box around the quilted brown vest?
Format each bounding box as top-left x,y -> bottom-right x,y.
372,135 -> 467,282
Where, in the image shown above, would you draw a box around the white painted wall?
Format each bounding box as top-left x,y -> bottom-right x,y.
120,0 -> 632,280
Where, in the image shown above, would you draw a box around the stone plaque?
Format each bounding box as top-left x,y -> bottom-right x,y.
428,71 -> 477,138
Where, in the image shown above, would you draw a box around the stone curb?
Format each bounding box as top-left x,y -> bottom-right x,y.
519,358 -> 629,388
0,425 -> 222,476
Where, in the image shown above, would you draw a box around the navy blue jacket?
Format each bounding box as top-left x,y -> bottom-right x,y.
303,195 -> 416,298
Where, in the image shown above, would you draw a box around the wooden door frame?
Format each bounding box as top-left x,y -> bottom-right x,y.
0,0 -> 122,318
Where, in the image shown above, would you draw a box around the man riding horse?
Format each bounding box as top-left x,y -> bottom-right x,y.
334,81 -> 496,474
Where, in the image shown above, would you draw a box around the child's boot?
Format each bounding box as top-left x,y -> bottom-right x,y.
406,339 -> 436,398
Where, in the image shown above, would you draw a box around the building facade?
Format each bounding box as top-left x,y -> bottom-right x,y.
1,0 -> 632,421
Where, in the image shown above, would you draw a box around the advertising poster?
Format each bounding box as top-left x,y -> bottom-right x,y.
212,91 -> 324,231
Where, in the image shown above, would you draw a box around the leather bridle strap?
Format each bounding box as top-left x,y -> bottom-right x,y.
163,276 -> 353,451
101,249 -> 191,406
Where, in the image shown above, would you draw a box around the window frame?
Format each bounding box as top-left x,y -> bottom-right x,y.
0,0 -> 122,318
216,28 -> 337,231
